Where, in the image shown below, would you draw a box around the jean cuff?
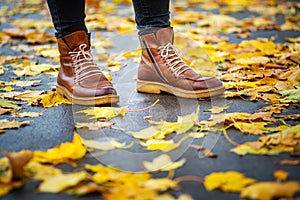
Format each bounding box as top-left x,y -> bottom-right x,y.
138,25 -> 170,36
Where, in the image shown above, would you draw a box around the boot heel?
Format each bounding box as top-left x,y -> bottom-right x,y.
56,85 -> 64,95
137,82 -> 161,94
56,85 -> 71,100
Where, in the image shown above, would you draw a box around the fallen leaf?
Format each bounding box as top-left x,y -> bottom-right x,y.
231,124 -> 300,156
12,62 -> 60,77
81,138 -> 134,151
0,182 -> 23,197
1,150 -> 33,179
273,170 -> 288,182
141,178 -> 178,191
143,154 -> 186,172
33,133 -> 86,164
233,56 -> 270,65
0,119 -> 29,132
39,171 -> 86,193
25,161 -> 62,180
0,98 -> 19,109
132,108 -> 199,140
279,159 -> 300,166
4,80 -> 41,87
205,106 -> 228,114
232,122 -> 269,134
75,121 -> 113,130
13,111 -> 42,118
0,108 -> 14,115
0,158 -> 12,184
240,181 -> 300,200
204,171 -> 256,192
140,139 -> 179,152
0,90 -> 43,101
64,182 -> 103,196
28,91 -> 71,108
77,106 -> 128,120
277,86 -> 300,103
24,31 -> 53,44
286,36 -> 300,43
1,86 -> 14,92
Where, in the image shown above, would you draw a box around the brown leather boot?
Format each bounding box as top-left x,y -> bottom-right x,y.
137,27 -> 224,99
56,30 -> 119,105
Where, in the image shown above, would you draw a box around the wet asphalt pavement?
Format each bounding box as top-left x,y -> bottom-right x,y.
0,1 -> 300,200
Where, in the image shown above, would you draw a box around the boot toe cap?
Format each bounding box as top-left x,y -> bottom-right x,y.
193,77 -> 224,90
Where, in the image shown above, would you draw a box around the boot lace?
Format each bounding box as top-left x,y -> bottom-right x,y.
159,43 -> 191,77
69,44 -> 102,84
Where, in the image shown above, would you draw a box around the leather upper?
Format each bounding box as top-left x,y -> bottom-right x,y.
57,31 -> 117,97
137,27 -> 224,91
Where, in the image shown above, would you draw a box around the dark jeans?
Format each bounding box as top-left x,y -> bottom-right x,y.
46,0 -> 170,38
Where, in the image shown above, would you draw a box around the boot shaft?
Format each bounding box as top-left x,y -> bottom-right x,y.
57,30 -> 90,56
139,27 -> 174,50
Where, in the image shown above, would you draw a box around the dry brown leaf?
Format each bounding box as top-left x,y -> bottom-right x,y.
279,159 -> 300,166
1,150 -> 33,179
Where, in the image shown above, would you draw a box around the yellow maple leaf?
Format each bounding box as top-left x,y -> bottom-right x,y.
204,171 -> 256,192
33,133 -> 86,164
0,182 -> 23,197
140,139 -> 179,152
13,62 -> 59,77
28,91 -> 71,108
231,142 -> 294,156
239,40 -> 277,55
233,122 -> 269,134
25,161 -> 62,180
143,154 -> 186,172
39,171 -> 86,193
81,138 -> 134,151
141,178 -> 178,191
233,56 -> 270,65
273,170 -> 288,182
86,164 -> 150,185
1,86 -> 14,92
240,181 -> 300,200
75,121 -> 113,130
132,107 -> 199,140
231,124 -> 300,156
77,106 -> 128,120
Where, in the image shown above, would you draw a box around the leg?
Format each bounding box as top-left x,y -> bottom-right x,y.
46,0 -> 88,38
132,0 -> 225,98
132,0 -> 170,33
46,0 -> 119,105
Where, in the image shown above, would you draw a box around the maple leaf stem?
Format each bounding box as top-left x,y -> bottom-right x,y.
190,144 -> 204,151
175,175 -> 204,183
222,128 -> 240,147
128,99 -> 159,112
167,169 -> 175,179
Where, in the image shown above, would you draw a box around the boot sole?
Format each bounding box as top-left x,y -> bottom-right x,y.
56,84 -> 119,106
137,80 -> 225,99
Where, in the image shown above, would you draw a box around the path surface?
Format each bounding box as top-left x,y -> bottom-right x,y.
0,1 -> 299,199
